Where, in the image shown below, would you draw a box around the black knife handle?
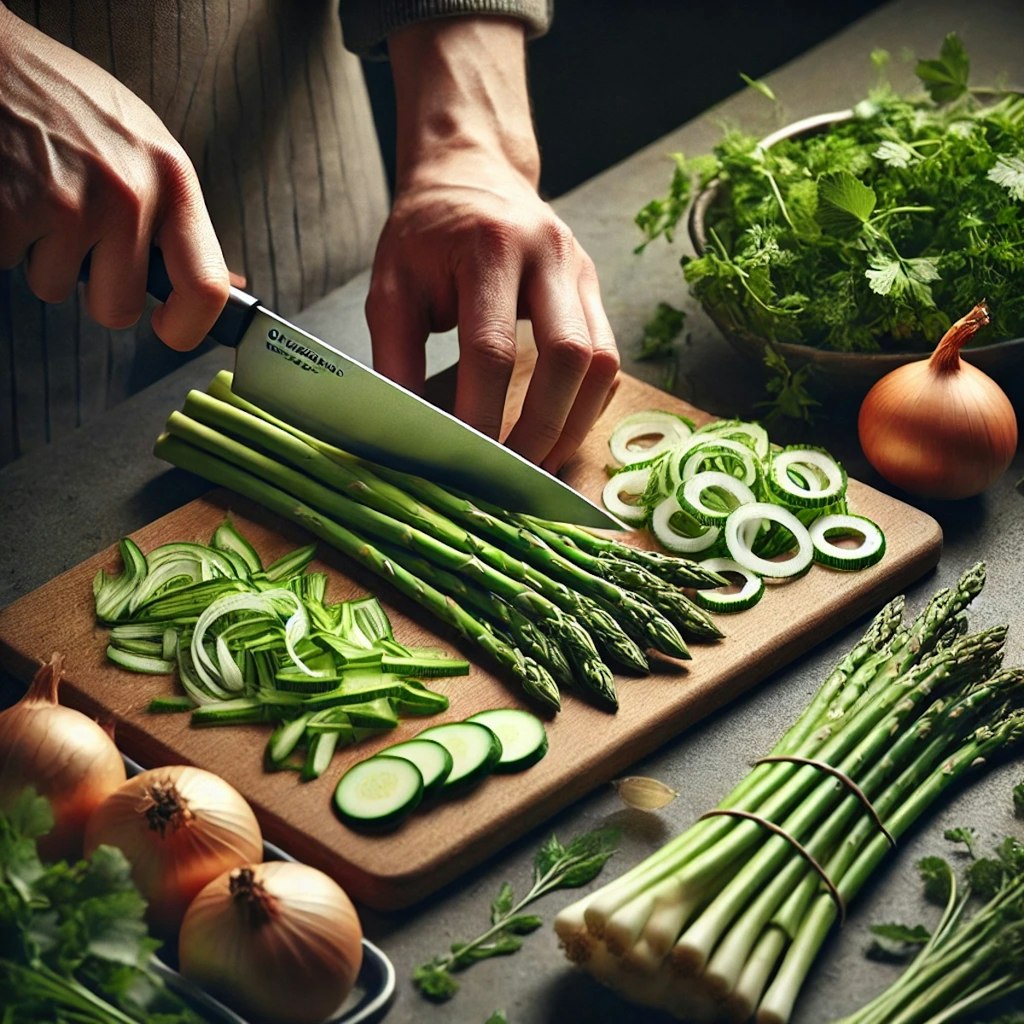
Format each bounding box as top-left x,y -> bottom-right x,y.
79,248 -> 259,349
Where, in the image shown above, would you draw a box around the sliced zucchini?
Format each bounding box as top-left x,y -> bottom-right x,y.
768,446 -> 847,509
809,514 -> 886,570
415,721 -> 503,789
466,709 -> 549,772
377,739 -> 454,798
679,470 -> 757,525
334,755 -> 424,830
694,557 -> 765,612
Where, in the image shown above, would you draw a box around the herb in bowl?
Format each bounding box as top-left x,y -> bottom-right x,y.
638,34 -> 1024,413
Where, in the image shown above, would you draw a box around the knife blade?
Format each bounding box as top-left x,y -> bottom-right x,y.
145,255 -> 624,529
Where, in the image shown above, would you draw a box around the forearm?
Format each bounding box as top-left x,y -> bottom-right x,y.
388,16 -> 540,191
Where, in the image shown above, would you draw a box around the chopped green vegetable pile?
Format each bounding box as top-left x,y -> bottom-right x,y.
637,34 -> 1024,411
95,521 -> 466,779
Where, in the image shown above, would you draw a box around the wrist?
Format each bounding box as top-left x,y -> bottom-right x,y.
388,17 -> 541,192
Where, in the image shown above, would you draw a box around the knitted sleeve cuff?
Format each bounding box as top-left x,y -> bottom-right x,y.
339,0 -> 553,59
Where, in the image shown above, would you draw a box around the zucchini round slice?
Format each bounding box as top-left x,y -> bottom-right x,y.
724,503 -> 814,579
768,447 -> 847,509
693,418 -> 771,459
467,709 -> 549,772
694,557 -> 765,612
375,738 -> 454,798
809,514 -> 887,570
679,471 -> 757,525
681,439 -> 761,487
334,756 -> 424,830
415,721 -> 503,789
608,411 -> 692,465
651,495 -> 721,554
601,468 -> 653,524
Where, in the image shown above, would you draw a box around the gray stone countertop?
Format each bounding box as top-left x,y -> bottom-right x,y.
2,0 -> 1024,1021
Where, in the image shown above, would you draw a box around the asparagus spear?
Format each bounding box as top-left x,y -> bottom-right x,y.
184,387 -> 690,660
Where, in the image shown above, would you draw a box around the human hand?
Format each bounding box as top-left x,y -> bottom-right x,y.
366,17 -> 619,473
0,6 -> 228,348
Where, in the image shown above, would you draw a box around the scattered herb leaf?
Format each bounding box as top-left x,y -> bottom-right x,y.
413,827 -> 619,1002
943,825 -> 979,858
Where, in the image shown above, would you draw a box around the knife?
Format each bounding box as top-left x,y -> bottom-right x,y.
140,254 -> 623,529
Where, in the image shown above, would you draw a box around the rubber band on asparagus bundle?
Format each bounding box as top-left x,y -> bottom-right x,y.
697,808 -> 847,924
754,755 -> 896,848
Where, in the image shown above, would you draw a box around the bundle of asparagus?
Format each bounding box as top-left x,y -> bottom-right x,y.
154,372 -> 726,712
554,564 -> 1024,1022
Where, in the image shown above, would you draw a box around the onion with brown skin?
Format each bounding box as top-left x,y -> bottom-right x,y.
179,860 -> 363,1024
0,652 -> 126,862
858,302 -> 1019,500
84,764 -> 263,935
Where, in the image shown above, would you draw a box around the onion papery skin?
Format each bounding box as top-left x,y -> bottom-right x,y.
0,653 -> 126,862
84,765 -> 263,935
179,861 -> 363,1024
858,304 -> 1018,500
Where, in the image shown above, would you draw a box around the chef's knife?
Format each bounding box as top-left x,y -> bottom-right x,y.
142,255 -> 623,529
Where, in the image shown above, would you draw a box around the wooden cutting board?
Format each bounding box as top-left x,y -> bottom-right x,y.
0,374 -> 941,910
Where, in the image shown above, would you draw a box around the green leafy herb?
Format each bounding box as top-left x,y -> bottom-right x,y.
842,791 -> 1024,1023
866,921 -> 931,962
413,827 -> 619,1002
915,32 -> 970,104
638,302 -> 685,362
1014,778 -> 1024,817
637,34 -> 1024,417
484,1013 -> 508,1024
943,825 -> 979,858
637,302 -> 685,389
0,791 -> 205,1024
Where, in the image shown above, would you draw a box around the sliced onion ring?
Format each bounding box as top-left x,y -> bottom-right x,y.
724,503 -> 814,579
769,447 -> 847,508
609,411 -> 692,466
651,495 -> 720,554
601,467 -> 653,524
680,470 -> 757,525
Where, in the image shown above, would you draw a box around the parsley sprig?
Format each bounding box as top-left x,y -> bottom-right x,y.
637,34 -> 1024,416
413,827 -> 619,1002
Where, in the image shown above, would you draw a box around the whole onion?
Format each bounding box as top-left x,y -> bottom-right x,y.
0,652 -> 126,861
84,764 -> 263,934
179,860 -> 363,1024
858,302 -> 1018,499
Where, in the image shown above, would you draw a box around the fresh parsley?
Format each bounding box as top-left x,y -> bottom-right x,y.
413,827 -> 619,1002
636,33 -> 1024,416
0,791 -> 205,1024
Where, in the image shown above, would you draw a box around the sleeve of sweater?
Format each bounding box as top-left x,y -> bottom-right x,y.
338,0 -> 553,58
